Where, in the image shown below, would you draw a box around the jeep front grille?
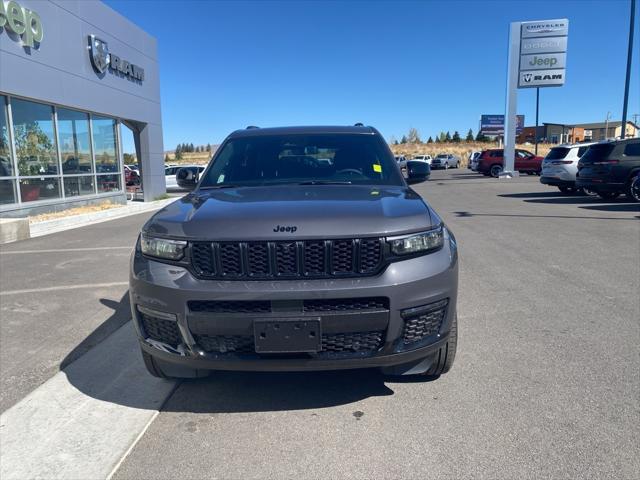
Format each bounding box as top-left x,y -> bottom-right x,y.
190,238 -> 384,279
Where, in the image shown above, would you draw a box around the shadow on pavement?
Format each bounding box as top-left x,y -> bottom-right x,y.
453,211 -> 637,221
60,294 -> 402,413
163,369 -> 395,413
579,203 -> 640,213
60,292 -> 132,370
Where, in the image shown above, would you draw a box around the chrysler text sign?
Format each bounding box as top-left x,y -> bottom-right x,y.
518,19 -> 568,88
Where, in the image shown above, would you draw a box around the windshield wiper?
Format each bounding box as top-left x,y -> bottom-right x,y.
297,180 -> 352,185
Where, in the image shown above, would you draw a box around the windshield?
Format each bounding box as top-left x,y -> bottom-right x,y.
436,154 -> 447,158
199,134 -> 403,187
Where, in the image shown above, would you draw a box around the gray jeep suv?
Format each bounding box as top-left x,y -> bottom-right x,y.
130,125 -> 458,379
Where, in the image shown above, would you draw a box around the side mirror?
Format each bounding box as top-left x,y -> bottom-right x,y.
176,167 -> 199,190
406,160 -> 431,184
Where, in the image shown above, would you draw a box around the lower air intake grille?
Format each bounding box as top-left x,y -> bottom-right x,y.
322,331 -> 385,353
140,314 -> 182,347
303,297 -> 389,312
188,300 -> 271,314
401,299 -> 448,345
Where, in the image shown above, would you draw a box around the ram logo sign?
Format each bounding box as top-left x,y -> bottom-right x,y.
87,35 -> 145,82
519,69 -> 564,88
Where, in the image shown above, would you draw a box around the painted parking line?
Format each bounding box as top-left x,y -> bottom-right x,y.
0,282 -> 130,296
0,246 -> 133,255
0,322 -> 176,480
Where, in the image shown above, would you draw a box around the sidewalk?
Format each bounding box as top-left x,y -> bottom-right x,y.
1,197 -> 177,244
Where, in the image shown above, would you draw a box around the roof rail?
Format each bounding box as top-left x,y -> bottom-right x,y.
246,125 -> 259,129
354,122 -> 364,127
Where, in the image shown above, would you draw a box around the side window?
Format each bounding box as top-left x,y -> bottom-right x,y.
577,146 -> 589,158
623,142 -> 640,156
490,151 -> 503,158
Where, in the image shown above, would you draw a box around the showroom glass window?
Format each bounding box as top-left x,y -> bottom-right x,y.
11,98 -> 60,202
92,115 -> 121,193
0,95 -> 17,204
57,108 -> 95,197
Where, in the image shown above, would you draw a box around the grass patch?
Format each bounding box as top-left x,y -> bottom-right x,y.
153,193 -> 171,201
29,202 -> 123,223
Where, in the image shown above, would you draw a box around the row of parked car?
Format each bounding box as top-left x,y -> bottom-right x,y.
467,138 -> 640,202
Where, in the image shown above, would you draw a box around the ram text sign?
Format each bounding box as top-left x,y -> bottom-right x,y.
518,19 -> 568,88
88,34 -> 144,82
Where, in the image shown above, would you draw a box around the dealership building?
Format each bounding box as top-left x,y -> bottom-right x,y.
0,0 -> 164,217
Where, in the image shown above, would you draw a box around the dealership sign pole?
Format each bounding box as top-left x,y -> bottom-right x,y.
502,19 -> 569,177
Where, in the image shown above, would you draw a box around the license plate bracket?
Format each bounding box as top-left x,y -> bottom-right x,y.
253,318 -> 321,353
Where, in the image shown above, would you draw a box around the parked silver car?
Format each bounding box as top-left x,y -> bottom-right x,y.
432,153 -> 460,169
540,142 -> 597,194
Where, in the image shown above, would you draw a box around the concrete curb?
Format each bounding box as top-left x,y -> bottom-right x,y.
28,197 -> 177,238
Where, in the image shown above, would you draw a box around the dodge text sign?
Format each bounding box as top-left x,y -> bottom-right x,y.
518,19 -> 568,88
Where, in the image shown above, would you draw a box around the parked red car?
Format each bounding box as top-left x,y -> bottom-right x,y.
476,149 -> 543,177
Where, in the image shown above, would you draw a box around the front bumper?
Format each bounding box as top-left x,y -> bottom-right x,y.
129,234 -> 458,372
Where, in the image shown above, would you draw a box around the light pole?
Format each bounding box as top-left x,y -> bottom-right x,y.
621,0 -> 636,139
534,88 -> 540,155
605,111 -> 611,140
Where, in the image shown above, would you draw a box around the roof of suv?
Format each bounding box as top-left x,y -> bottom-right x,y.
228,125 -> 377,138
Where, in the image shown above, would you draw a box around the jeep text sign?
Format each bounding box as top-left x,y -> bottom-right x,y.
518,18 -> 568,88
519,53 -> 566,71
0,0 -> 43,48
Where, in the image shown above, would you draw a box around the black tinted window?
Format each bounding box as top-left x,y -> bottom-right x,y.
623,142 -> 640,156
200,134 -> 402,187
580,144 -> 615,163
490,150 -> 503,157
577,146 -> 590,157
546,148 -> 570,160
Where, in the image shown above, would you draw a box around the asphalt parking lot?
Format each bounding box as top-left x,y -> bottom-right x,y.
1,169 -> 638,479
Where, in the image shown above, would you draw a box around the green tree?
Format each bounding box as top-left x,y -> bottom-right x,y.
434,136 -> 440,143
189,143 -> 194,152
123,153 -> 135,164
438,132 -> 446,142
452,131 -> 461,143
475,131 -> 487,142
427,136 -> 433,144
164,154 -> 170,162
400,135 -> 407,144
466,129 -> 474,142
445,131 -> 452,142
206,143 -> 211,152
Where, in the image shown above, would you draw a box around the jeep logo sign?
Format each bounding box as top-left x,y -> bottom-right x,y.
520,53 -> 566,71
88,34 -> 145,82
0,0 -> 43,48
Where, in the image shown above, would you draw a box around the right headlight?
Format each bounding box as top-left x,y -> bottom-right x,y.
387,225 -> 444,255
140,234 -> 187,261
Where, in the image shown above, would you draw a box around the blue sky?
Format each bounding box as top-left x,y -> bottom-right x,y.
105,0 -> 639,153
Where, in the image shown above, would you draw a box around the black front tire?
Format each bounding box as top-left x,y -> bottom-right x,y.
423,313 -> 457,376
626,174 -> 640,202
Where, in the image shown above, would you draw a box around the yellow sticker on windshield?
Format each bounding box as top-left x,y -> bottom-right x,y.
373,164 -> 382,173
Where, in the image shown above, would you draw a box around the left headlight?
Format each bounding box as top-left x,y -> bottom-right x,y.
140,234 -> 187,260
388,225 -> 444,255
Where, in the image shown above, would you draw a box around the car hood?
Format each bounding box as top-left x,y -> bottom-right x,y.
144,185 -> 435,240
